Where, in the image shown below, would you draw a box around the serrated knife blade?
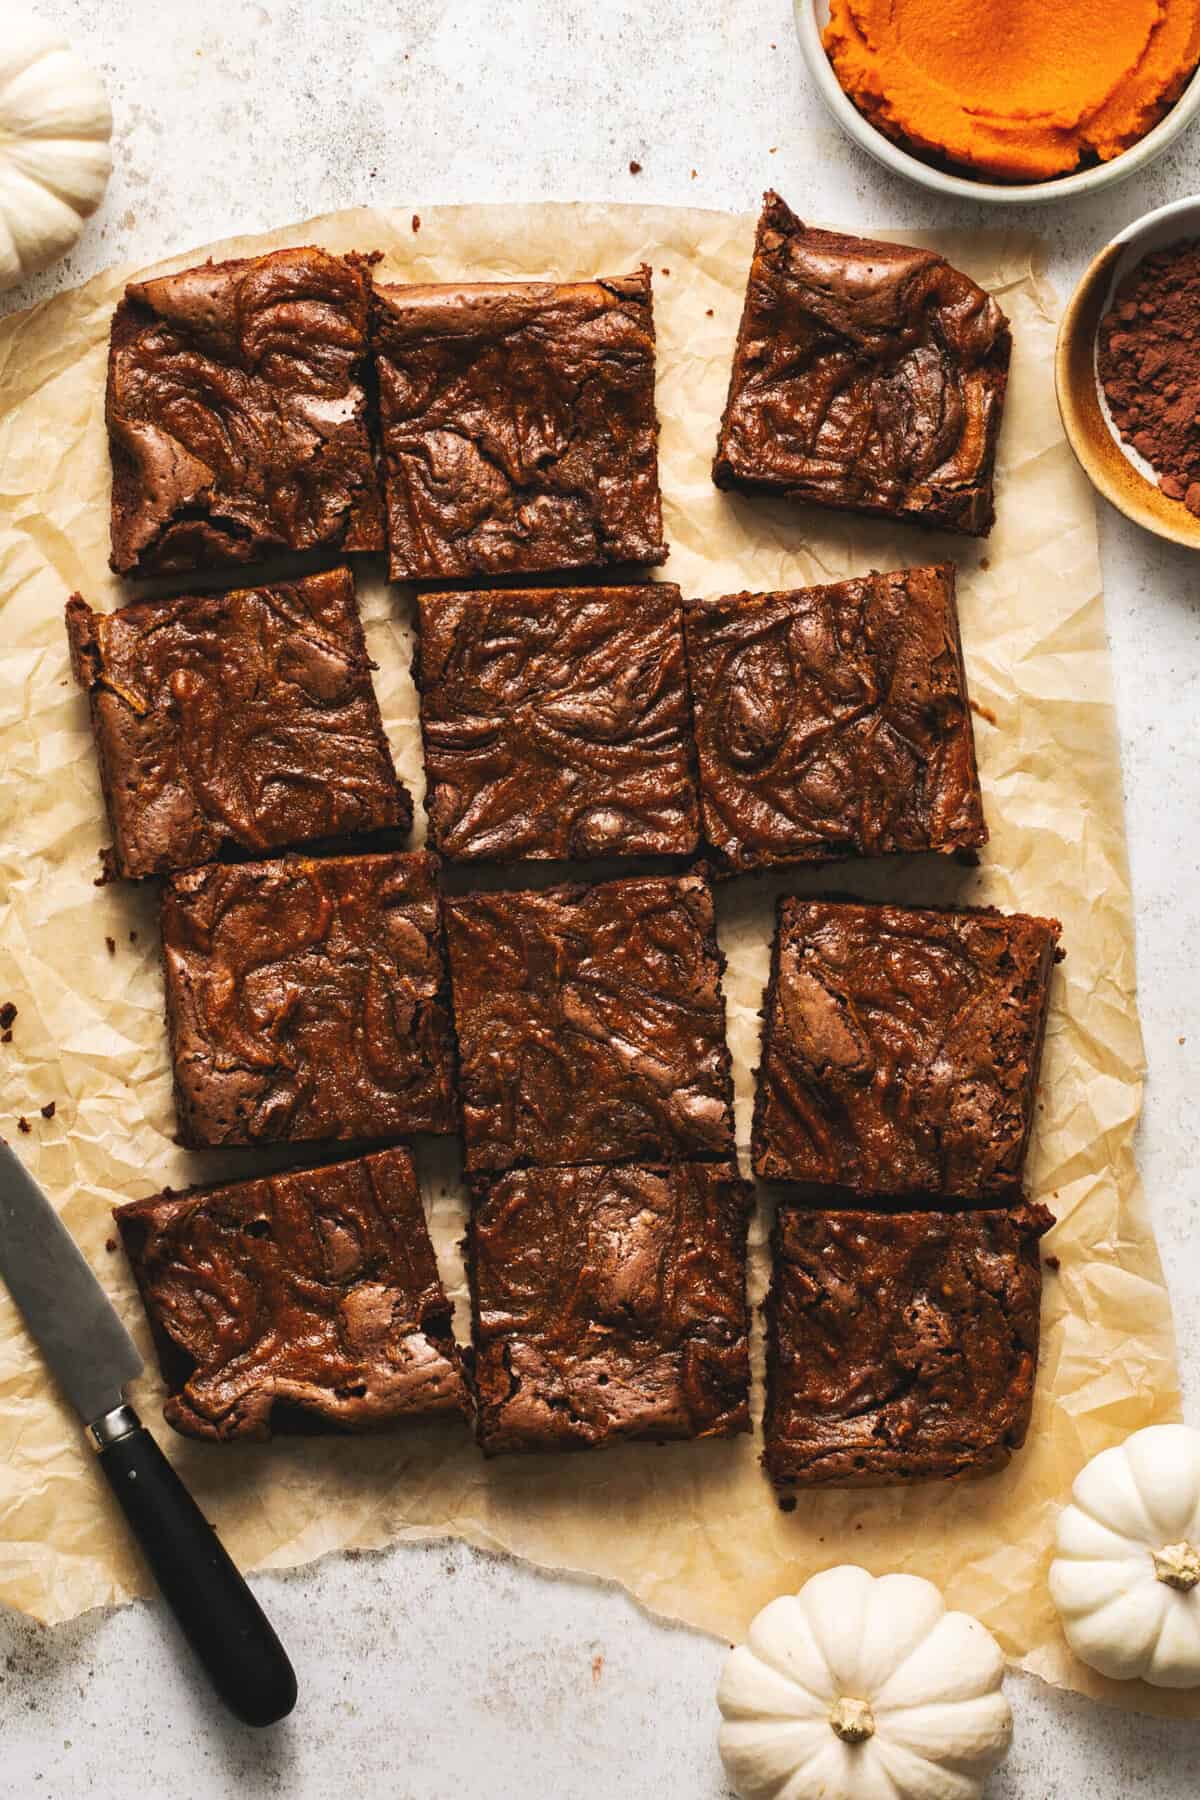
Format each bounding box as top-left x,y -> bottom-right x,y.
0,1139 -> 142,1426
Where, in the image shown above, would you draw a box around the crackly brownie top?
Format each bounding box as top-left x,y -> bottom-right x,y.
416,584 -> 699,862
66,569 -> 410,880
444,873 -> 735,1172
683,564 -> 985,873
107,246 -> 383,575
162,850 -> 457,1147
714,194 -> 1011,536
764,1203 -> 1052,1488
753,899 -> 1061,1198
115,1147 -> 467,1442
374,268 -> 666,581
469,1160 -> 752,1454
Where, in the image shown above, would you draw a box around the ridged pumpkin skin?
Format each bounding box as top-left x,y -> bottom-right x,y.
0,11 -> 112,292
1051,1423 -> 1200,1688
717,1565 -> 1011,1800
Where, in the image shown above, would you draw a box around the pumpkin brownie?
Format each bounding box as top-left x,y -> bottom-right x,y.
762,1202 -> 1053,1492
66,568 -> 410,880
713,193 -> 1011,536
468,1160 -> 752,1455
374,268 -> 666,581
682,564 -> 986,874
443,872 -> 735,1173
161,850 -> 457,1148
753,898 -> 1061,1200
115,1147 -> 467,1442
107,245 -> 382,575
415,583 -> 699,862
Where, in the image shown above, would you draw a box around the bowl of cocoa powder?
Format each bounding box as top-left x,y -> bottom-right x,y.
1057,195 -> 1200,548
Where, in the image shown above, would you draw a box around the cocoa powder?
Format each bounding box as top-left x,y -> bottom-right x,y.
1098,238 -> 1200,515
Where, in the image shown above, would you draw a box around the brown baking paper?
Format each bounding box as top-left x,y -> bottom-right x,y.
0,203 -> 1188,1716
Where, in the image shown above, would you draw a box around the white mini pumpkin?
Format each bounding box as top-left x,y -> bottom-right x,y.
0,10 -> 112,292
717,1565 -> 1012,1800
1050,1422 -> 1200,1688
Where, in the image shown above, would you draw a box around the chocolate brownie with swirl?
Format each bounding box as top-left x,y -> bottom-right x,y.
713,193 -> 1011,536
107,246 -> 383,575
682,565 -> 985,874
116,1146 -> 468,1442
66,568 -> 410,880
374,268 -> 667,582
415,583 -> 699,862
467,1160 -> 752,1455
444,872 -> 735,1173
161,850 -> 457,1147
753,898 -> 1061,1200
762,1202 -> 1053,1492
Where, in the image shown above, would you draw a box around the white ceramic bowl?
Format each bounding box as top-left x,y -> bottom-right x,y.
1057,194 -> 1200,548
795,0 -> 1200,205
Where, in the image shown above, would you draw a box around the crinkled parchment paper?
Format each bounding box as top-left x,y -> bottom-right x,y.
0,204 -> 1188,1716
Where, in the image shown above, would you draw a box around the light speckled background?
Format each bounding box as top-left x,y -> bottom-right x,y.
2,3 -> 1199,1795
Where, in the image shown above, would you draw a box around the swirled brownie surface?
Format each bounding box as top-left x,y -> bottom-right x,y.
375,269 -> 667,581
162,850 -> 457,1147
763,1203 -> 1052,1491
116,1147 -> 467,1442
683,564 -> 985,874
753,899 -> 1061,1199
444,873 -> 735,1172
107,246 -> 383,575
713,193 -> 1011,536
416,584 -> 699,862
468,1161 -> 752,1455
66,569 -> 410,880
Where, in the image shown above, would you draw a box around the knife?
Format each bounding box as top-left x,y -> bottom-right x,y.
0,1140 -> 297,1727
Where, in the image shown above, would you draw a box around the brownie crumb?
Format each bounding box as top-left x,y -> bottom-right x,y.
104,1237 -> 118,1254
591,1654 -> 604,1684
778,1495 -> 798,1513
1044,1254 -> 1061,1272
40,1101 -> 55,1120
690,168 -> 697,179
17,1117 -> 30,1134
129,930 -> 138,944
705,308 -> 713,317
628,159 -> 641,174
970,698 -> 999,726
105,936 -> 116,955
412,213 -> 420,233
0,1002 -> 16,1031
94,847 -> 117,887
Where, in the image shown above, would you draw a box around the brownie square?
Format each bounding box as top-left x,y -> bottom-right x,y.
107,246 -> 383,575
66,568 -> 411,880
444,873 -> 735,1172
115,1147 -> 468,1441
162,850 -> 457,1148
763,1203 -> 1052,1491
374,268 -> 667,581
415,583 -> 700,862
683,564 -> 986,874
468,1160 -> 752,1455
713,193 -> 1011,537
753,900 -> 1061,1200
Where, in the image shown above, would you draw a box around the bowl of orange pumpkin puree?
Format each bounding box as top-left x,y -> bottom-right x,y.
796,0 -> 1200,200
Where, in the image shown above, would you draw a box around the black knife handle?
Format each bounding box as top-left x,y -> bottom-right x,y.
96,1415 -> 297,1727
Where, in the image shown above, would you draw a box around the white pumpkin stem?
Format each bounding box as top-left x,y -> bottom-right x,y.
1152,1541 -> 1200,1591
828,1696 -> 875,1743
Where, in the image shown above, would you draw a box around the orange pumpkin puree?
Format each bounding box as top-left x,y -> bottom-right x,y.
823,0 -> 1200,181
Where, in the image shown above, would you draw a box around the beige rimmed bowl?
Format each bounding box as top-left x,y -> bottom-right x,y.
795,0 -> 1200,205
1057,195 -> 1200,550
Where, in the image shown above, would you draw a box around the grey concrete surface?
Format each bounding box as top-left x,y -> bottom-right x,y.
2,3 -> 1199,1794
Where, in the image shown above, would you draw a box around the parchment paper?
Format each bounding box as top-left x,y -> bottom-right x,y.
0,204 -> 1188,1717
